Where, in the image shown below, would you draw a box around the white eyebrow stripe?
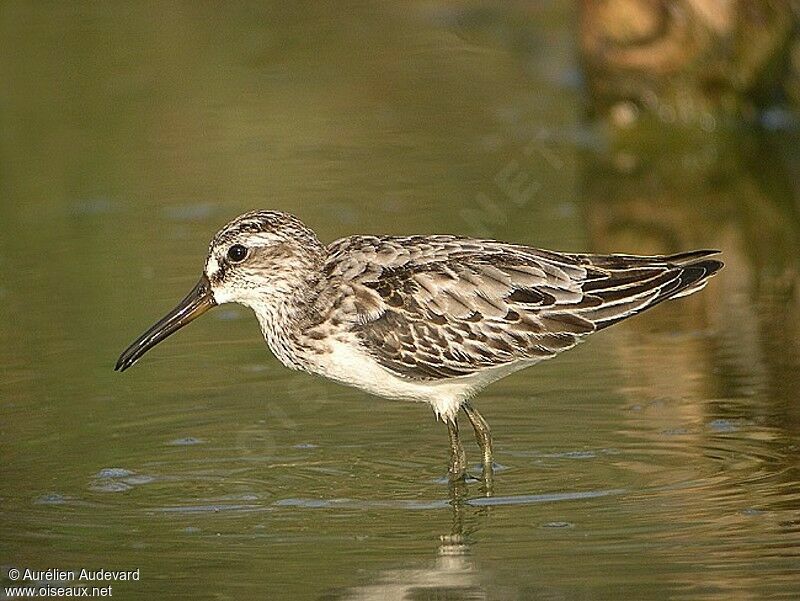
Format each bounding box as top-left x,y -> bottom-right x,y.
246,233 -> 282,245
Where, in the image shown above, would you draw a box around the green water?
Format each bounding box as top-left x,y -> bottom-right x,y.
2,3 -> 799,599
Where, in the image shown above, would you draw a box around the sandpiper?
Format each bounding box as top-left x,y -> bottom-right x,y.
116,211 -> 723,481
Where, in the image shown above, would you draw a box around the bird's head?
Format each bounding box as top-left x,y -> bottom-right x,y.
115,210 -> 323,372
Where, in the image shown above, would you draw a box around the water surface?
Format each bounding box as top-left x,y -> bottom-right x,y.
2,2 -> 799,599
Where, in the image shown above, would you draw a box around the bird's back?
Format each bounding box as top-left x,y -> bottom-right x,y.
318,235 -> 723,383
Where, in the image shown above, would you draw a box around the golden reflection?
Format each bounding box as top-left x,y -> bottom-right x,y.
581,128 -> 800,595
582,130 -> 800,414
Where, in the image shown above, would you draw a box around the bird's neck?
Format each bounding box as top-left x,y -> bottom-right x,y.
250,262 -> 325,372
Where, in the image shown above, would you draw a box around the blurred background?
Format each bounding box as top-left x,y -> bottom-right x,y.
1,2 -> 799,599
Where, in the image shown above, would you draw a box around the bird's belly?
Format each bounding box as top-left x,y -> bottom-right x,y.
308,340 -> 480,420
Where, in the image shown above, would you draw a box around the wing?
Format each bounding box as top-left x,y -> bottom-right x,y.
324,236 -> 722,381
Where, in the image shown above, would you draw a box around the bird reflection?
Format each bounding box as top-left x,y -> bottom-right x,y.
321,483 -> 487,601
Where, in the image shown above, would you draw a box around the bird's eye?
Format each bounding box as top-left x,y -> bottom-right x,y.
227,244 -> 248,263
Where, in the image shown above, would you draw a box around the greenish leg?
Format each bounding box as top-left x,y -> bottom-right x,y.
462,401 -> 493,466
463,402 -> 494,492
446,418 -> 467,482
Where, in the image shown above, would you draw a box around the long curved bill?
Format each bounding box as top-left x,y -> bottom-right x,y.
115,275 -> 216,372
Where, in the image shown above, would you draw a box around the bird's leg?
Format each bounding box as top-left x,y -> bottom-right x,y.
446,418 -> 467,482
462,402 -> 494,488
462,402 -> 493,464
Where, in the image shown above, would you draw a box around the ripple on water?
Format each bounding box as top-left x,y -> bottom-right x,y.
270,488 -> 626,511
706,418 -> 745,433
165,437 -> 206,446
148,487 -> 625,515
95,468 -> 134,479
156,504 -> 268,514
34,493 -> 70,505
506,448 -> 620,460
541,521 -> 574,529
89,468 -> 155,493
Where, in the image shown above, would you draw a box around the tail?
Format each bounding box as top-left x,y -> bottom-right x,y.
570,250 -> 723,330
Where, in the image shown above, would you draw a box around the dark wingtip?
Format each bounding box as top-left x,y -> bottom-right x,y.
664,249 -> 722,264
705,258 -> 724,275
592,254 -> 724,331
669,258 -> 724,293
689,258 -> 724,279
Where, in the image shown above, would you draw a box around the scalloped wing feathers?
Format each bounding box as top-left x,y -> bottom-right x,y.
323,236 -> 722,381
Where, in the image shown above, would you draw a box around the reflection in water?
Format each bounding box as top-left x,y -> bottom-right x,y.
580,126 -> 800,596
582,129 -> 800,416
325,486 -> 485,601
313,481 -> 630,600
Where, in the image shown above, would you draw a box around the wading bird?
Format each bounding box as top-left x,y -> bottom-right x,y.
116,211 -> 722,481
